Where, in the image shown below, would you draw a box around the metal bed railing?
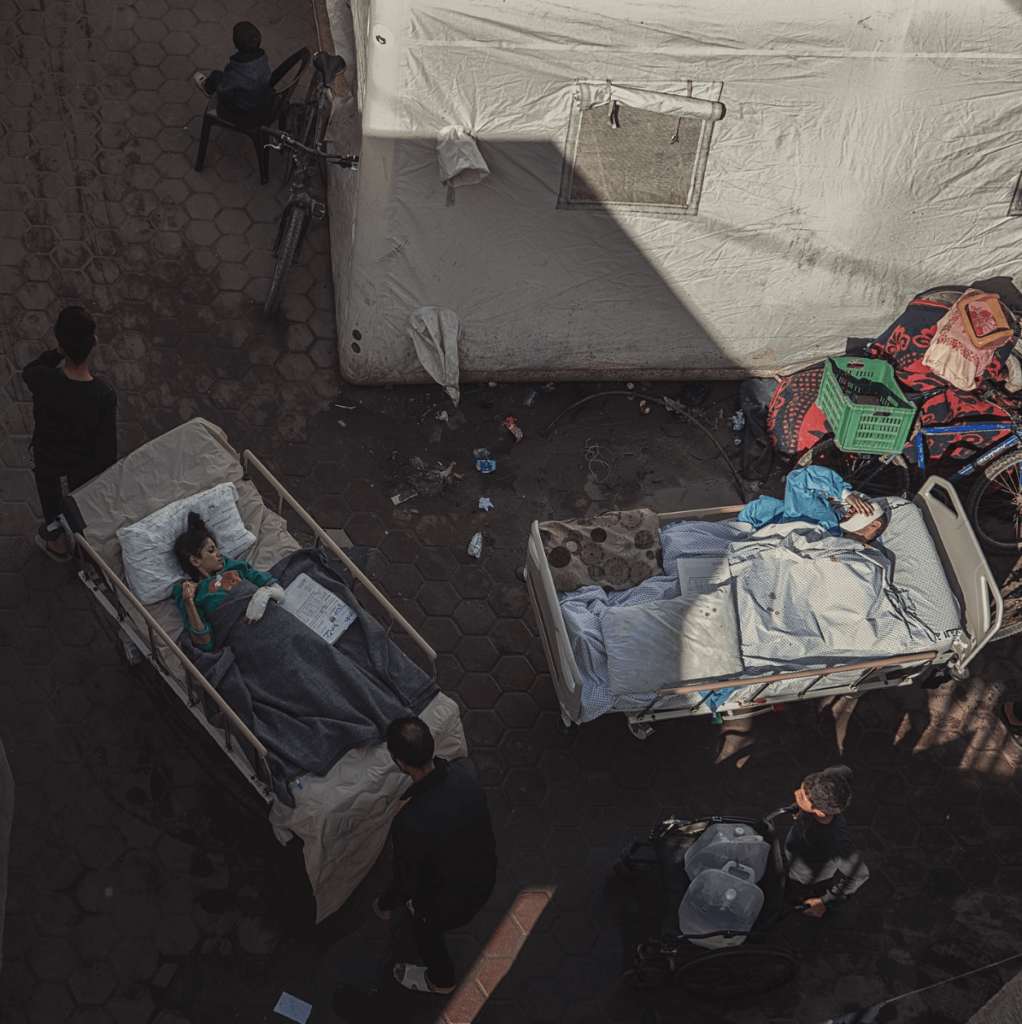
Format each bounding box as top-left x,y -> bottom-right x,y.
241,449 -> 437,665
70,531 -> 275,797
638,651 -> 939,719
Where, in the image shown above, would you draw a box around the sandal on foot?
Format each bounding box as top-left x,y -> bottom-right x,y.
998,701 -> 1022,750
393,964 -> 453,994
35,535 -> 71,563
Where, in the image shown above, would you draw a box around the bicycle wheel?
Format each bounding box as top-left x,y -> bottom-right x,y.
265,206 -> 306,316
795,438 -> 911,498
966,449 -> 1022,554
674,944 -> 798,998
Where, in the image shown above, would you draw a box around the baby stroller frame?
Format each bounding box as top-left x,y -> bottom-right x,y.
615,809 -> 804,998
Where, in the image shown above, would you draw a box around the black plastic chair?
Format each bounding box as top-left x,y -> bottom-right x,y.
194,47 -> 311,186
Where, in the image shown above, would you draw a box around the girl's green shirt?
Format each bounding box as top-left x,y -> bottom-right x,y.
172,557 -> 277,650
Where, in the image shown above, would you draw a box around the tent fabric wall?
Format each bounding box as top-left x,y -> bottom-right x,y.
326,0 -> 1022,383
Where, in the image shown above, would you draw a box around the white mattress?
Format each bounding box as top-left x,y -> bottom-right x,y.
560,499 -> 962,722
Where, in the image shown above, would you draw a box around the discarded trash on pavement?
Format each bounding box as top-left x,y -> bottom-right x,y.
467,532 -> 483,558
502,416 -> 524,442
523,390 -> 537,406
479,497 -> 494,511
473,447 -> 491,458
476,459 -> 497,473
391,491 -> 417,505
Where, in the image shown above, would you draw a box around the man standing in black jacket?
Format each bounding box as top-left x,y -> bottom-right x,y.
373,716 -> 497,994
22,306 -> 117,561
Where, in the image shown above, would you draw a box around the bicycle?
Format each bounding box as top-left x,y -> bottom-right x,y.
261,51 -> 358,316
796,388 -> 1022,554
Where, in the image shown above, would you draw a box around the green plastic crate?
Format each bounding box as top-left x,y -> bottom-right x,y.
816,357 -> 915,454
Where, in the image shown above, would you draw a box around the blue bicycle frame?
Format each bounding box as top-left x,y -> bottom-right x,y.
913,422 -> 1022,482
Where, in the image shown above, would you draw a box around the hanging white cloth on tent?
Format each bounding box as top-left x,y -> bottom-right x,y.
406,306 -> 462,405
437,125 -> 489,188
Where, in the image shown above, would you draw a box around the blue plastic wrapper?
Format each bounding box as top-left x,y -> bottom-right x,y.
476,459 -> 497,473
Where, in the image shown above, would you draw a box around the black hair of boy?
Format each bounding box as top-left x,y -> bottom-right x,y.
232,21 -> 261,53
53,306 -> 97,365
802,770 -> 852,816
386,717 -> 435,768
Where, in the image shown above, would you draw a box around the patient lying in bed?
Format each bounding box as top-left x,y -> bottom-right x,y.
172,511 -> 284,650
738,466 -> 890,545
168,526 -> 440,806
557,495 -> 960,722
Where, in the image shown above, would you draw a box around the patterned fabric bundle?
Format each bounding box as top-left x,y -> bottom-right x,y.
539,508 -> 664,592
921,289 -> 998,390
767,296 -> 1017,465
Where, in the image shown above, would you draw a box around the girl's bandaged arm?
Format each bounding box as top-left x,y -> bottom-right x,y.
244,583 -> 286,624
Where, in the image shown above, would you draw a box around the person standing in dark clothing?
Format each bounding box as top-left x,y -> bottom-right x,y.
22,306 -> 117,562
372,717 -> 497,994
784,765 -> 869,918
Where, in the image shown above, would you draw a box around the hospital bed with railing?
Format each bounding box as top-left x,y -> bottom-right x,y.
58,418 -> 466,922
525,479 -> 1002,740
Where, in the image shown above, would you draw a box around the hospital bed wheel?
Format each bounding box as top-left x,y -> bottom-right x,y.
795,438 -> 910,499
966,450 -> 1022,554
628,721 -> 654,740
623,964 -> 669,989
555,718 -> 579,737
946,663 -> 970,683
674,944 -> 798,998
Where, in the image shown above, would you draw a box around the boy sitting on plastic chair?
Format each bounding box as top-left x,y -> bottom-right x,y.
193,21 -> 271,122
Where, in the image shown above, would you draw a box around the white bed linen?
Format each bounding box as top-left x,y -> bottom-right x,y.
560,502 -> 962,722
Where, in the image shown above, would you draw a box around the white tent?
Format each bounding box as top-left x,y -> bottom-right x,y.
324,0 -> 1022,383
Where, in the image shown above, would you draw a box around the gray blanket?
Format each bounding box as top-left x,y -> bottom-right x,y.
728,523 -> 941,673
183,550 -> 438,805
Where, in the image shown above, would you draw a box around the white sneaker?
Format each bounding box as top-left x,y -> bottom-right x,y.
192,71 -> 208,95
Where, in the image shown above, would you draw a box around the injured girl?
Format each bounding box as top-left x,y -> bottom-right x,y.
167,518 -> 438,805
172,511 -> 285,650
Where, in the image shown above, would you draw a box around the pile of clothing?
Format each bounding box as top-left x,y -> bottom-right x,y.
766,287 -> 1022,464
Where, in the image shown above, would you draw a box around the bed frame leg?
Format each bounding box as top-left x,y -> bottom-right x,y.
628,720 -> 654,740
556,716 -> 579,737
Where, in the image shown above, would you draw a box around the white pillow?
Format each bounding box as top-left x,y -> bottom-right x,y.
116,482 -> 256,604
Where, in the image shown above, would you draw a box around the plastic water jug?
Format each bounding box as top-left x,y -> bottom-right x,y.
684,823 -> 769,883
677,862 -> 765,949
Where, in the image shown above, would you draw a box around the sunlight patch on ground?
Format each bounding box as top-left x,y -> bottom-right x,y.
437,890 -> 552,1024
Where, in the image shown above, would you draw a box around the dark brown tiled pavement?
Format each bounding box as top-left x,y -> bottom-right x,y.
3,0 -> 1022,1021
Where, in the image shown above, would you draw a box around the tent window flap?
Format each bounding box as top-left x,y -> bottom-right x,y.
557,81 -> 724,216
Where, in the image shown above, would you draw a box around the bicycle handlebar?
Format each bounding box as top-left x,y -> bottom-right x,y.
261,127 -> 358,168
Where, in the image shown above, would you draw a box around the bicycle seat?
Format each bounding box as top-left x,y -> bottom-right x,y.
314,52 -> 347,89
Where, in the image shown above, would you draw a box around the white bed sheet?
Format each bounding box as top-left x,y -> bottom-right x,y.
560,500 -> 962,722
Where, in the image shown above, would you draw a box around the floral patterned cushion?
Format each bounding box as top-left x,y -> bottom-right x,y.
539,508 -> 664,592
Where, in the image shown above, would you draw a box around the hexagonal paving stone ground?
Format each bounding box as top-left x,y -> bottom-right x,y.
4,0 -> 1022,1021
